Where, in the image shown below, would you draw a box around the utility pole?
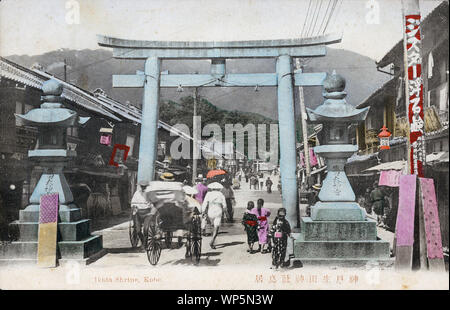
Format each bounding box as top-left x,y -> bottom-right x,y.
192,87 -> 199,185
295,58 -> 311,180
402,2 -> 412,175
401,0 -> 427,270
63,58 -> 67,82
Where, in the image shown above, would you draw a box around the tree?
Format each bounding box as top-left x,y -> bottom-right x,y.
159,96 -> 279,161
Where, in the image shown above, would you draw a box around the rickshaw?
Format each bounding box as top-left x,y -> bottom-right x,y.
129,181 -> 202,265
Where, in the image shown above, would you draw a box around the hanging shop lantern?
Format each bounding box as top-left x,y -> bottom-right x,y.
99,127 -> 113,146
378,125 -> 391,150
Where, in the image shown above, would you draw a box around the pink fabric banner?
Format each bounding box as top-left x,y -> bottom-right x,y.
419,178 -> 444,259
299,150 -> 318,168
379,170 -> 402,187
309,149 -> 318,167
300,152 -> 305,168
39,193 -> 59,224
395,175 -> 416,246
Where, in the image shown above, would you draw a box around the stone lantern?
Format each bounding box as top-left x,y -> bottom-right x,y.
15,79 -> 90,204
3,79 -> 103,264
305,71 -> 369,221
293,72 -> 390,263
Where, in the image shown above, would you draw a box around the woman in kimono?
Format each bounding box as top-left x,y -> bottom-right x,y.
251,198 -> 271,253
201,182 -> 226,249
269,208 -> 292,269
242,201 -> 259,253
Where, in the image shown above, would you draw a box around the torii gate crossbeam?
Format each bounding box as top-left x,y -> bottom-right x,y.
98,33 -> 341,228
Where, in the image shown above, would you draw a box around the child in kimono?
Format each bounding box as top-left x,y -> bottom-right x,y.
269,208 -> 292,269
251,198 -> 271,253
242,201 -> 259,253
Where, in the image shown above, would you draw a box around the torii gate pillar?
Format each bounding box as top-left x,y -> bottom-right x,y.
138,57 -> 161,183
276,55 -> 298,227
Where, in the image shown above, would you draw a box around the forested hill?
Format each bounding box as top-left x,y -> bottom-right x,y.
160,96 -> 275,131
6,47 -> 389,120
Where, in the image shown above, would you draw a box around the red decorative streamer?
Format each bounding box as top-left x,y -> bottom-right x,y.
109,144 -> 130,167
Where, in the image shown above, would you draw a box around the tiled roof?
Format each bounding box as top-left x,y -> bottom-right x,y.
1,56 -> 121,121
356,77 -> 397,109
1,57 -> 223,157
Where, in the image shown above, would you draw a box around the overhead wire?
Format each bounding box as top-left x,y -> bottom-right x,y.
305,0 -> 319,38
308,0 -> 324,37
322,0 -> 339,35
329,0 -> 343,32
317,0 -> 333,36
300,0 -> 313,38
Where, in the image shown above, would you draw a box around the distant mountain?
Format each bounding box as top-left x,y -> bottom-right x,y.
5,48 -> 389,119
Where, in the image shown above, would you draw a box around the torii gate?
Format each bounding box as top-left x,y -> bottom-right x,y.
97,33 -> 342,227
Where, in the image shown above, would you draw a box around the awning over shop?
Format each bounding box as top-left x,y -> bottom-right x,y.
426,151 -> 449,164
310,166 -> 327,175
80,170 -> 124,178
363,160 -> 406,172
347,173 -> 376,177
298,165 -> 327,175
68,167 -> 125,178
171,170 -> 187,176
346,152 -> 379,164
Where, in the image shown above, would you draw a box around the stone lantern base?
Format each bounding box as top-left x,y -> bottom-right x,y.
1,174 -> 104,266
293,211 -> 391,264
310,202 -> 366,221
1,79 -> 104,266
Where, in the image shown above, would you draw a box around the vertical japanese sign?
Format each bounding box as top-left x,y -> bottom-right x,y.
405,14 -> 425,177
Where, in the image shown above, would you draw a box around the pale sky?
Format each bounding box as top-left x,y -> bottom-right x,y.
0,0 -> 442,60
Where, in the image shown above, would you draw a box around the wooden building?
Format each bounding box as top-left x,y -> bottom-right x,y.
346,1 -> 449,247
0,57 -> 193,237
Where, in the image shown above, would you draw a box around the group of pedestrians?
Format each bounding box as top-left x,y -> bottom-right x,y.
133,171 -> 292,268
241,199 -> 294,269
247,172 -> 275,194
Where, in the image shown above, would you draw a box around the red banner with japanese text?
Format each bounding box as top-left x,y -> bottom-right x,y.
405,14 -> 425,177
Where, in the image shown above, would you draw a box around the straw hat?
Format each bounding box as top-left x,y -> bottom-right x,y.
160,172 -> 175,181
207,182 -> 223,190
183,185 -> 198,195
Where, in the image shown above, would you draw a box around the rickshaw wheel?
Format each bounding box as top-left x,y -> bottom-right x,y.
191,238 -> 201,264
144,216 -> 162,265
190,216 -> 202,264
129,213 -> 140,248
165,231 -> 173,249
185,236 -> 192,258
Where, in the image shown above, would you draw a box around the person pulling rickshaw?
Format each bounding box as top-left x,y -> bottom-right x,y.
130,180 -> 159,247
